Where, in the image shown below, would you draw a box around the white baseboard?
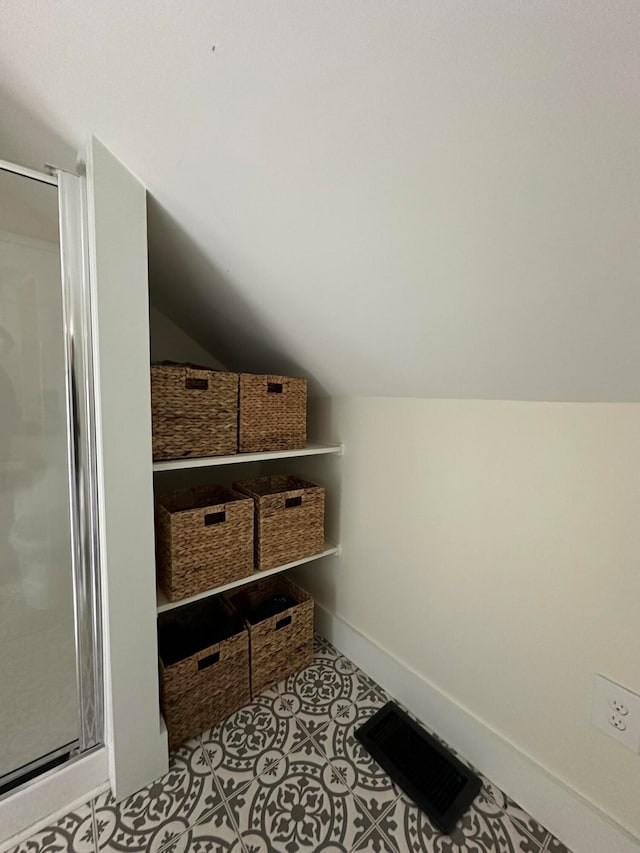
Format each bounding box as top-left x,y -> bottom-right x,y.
315,604 -> 640,853
0,747 -> 109,852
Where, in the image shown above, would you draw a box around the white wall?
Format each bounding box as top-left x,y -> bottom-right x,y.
3,2 -> 640,402
297,396 -> 640,840
149,304 -> 225,369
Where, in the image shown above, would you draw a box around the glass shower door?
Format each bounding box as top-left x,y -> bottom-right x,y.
0,164 -> 101,789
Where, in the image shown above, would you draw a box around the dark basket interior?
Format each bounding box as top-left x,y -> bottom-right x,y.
231,589 -> 299,625
236,475 -> 316,497
158,596 -> 243,666
157,486 -> 247,514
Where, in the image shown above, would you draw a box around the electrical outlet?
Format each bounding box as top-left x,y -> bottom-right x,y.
592,674 -> 640,752
609,711 -> 627,731
610,698 -> 628,716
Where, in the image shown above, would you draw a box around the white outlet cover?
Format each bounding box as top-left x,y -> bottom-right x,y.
592,674 -> 640,753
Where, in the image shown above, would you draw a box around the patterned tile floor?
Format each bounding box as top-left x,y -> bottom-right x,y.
10,636 -> 572,853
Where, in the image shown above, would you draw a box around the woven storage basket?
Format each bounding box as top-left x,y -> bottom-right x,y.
238,373 -> 307,453
228,575 -> 313,697
158,597 -> 250,751
233,475 -> 324,571
156,485 -> 254,602
151,363 -> 238,461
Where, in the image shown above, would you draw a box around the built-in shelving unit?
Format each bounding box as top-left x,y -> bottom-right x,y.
157,539 -> 340,613
153,441 -> 342,613
152,441 -> 343,472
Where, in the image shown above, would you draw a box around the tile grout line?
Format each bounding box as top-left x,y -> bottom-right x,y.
361,818 -> 402,853
494,802 -> 551,853
311,728 -> 404,850
543,838 -> 568,853
197,732 -> 228,805
291,698 -> 356,742
154,802 -> 232,853
222,800 -> 250,853
152,737 -> 238,853
195,733 -> 250,853
90,798 -> 99,853
284,658 -> 405,843
199,698 -> 316,803
314,725 -> 406,846
201,727 -> 252,853
480,781 -> 552,851
305,651 -> 386,850
277,671 -> 392,852
306,679 -> 405,853
196,710 -> 338,853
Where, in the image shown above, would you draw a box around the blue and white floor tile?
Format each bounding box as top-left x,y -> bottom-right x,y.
9,635 -> 572,853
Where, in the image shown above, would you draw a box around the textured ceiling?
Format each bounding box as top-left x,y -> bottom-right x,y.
1,1 -> 639,399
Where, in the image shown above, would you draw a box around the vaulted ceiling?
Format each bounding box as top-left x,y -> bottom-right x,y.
2,1 -> 639,399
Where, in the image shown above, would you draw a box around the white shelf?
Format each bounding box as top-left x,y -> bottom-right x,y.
152,441 -> 343,473
156,540 -> 340,613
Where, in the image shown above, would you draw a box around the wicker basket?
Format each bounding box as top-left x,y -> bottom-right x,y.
156,486 -> 254,602
238,373 -> 307,453
158,597 -> 250,750
233,475 -> 324,571
227,576 -> 313,697
151,363 -> 238,461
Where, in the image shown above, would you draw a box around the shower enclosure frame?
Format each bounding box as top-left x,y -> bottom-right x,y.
0,158 -> 104,789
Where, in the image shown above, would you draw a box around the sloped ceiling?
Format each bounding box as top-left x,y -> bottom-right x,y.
1,1 -> 639,399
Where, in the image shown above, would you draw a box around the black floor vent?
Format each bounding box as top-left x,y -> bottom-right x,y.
355,702 -> 481,834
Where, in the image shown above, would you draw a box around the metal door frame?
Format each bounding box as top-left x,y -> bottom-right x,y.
0,158 -> 103,787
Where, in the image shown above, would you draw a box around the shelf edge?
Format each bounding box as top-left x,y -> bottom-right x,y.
152,442 -> 343,473
156,540 -> 339,613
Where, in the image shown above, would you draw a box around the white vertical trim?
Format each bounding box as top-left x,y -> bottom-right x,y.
84,136 -> 168,801
315,604 -> 640,853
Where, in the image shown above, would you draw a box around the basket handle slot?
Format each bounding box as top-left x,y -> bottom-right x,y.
276,615 -> 292,630
186,377 -> 209,390
198,652 -> 220,670
205,511 -> 226,526
285,496 -> 302,509
267,382 -> 283,394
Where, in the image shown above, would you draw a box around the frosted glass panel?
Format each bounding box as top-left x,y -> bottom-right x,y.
0,170 -> 79,779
